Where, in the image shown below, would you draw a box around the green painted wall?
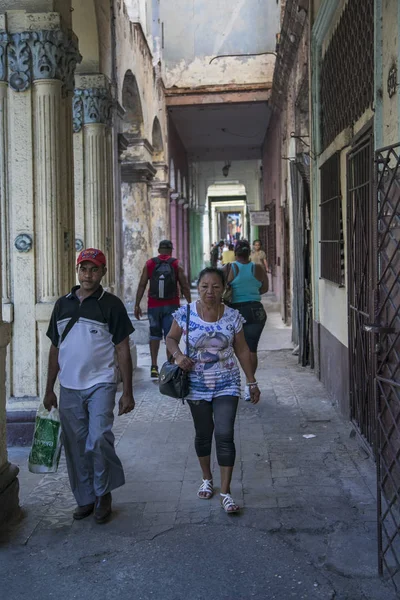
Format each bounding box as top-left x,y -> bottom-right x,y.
189,211 -> 203,282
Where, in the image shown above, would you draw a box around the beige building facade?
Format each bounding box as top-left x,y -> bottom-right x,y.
0,0 -> 169,524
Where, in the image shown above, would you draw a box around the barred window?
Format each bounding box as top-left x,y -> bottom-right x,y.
320,153 -> 344,285
320,0 -> 374,151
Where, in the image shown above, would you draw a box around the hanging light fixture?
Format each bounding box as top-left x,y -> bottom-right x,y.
222,161 -> 231,177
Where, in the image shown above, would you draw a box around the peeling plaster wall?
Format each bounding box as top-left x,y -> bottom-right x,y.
121,180 -> 152,311
160,0 -> 280,88
376,0 -> 399,148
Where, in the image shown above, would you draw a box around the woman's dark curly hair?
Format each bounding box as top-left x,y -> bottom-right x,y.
197,267 -> 226,287
234,239 -> 251,258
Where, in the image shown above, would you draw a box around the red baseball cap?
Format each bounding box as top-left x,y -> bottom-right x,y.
76,248 -> 106,267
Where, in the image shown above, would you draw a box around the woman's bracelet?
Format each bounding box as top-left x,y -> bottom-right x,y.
248,381 -> 259,388
172,349 -> 181,358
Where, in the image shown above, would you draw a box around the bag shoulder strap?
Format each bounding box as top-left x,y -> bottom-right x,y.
60,311 -> 80,344
231,262 -> 239,278
185,304 -> 190,356
61,290 -> 110,344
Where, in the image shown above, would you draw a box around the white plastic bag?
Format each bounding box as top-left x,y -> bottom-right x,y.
28,405 -> 62,474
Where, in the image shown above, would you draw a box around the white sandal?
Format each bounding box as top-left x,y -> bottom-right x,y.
197,479 -> 214,499
220,493 -> 240,513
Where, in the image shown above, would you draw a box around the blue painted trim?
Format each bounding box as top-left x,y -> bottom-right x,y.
312,0 -> 339,45
375,0 -> 383,150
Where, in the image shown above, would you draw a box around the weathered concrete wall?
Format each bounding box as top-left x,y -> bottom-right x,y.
121,179 -> 152,312
375,0 -> 399,148
161,0 -> 280,88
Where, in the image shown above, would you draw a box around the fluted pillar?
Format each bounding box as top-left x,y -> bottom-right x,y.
0,9 -> 80,402
73,74 -> 114,289
0,82 -> 10,314
0,4 -> 79,526
34,79 -> 63,302
0,67 -> 14,520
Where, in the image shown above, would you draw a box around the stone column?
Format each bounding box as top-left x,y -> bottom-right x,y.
73,74 -> 114,288
119,139 -> 156,312
0,11 -> 80,407
150,162 -> 169,255
0,7 -> 80,526
170,194 -> 178,254
183,202 -> 190,277
177,199 -> 185,263
0,71 -> 13,520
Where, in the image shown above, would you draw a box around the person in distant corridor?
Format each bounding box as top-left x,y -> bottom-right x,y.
44,248 -> 135,524
134,240 -> 191,379
251,239 -> 269,272
166,267 -> 260,514
210,240 -> 224,268
224,239 -> 269,401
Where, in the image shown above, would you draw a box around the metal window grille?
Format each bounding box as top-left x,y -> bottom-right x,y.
320,0 -> 374,150
347,134 -> 375,450
375,143 -> 400,591
320,152 -> 344,285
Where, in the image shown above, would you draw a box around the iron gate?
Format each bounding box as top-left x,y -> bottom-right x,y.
375,143 -> 400,590
347,133 -> 375,450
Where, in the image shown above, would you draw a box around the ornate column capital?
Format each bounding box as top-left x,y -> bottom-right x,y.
0,11 -> 81,93
73,74 -> 113,132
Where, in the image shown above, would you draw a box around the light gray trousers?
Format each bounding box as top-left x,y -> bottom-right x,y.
59,383 -> 125,506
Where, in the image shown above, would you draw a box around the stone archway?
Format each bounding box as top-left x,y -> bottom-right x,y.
152,117 -> 164,162
122,71 -> 144,137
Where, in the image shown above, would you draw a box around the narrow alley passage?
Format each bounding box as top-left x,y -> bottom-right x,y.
2,312 -> 395,600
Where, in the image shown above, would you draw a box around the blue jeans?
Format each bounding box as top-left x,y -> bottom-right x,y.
148,304 -> 179,341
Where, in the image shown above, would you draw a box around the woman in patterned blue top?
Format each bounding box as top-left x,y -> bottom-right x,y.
166,267 -> 260,513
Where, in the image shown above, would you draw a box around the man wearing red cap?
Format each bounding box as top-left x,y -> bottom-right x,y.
44,248 -> 135,524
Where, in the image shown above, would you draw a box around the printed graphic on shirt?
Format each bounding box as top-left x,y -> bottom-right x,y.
173,303 -> 245,402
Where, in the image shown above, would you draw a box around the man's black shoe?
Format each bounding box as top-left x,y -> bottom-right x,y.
73,503 -> 95,520
94,492 -> 112,524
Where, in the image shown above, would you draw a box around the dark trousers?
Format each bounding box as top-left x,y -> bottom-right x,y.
188,396 -> 239,467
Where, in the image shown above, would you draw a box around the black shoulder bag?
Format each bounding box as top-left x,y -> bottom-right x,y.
159,305 -> 190,403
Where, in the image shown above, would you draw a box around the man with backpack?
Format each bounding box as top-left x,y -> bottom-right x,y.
134,240 -> 191,378
43,248 -> 135,524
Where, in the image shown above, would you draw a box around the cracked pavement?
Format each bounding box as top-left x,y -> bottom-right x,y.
1,311 -> 397,599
